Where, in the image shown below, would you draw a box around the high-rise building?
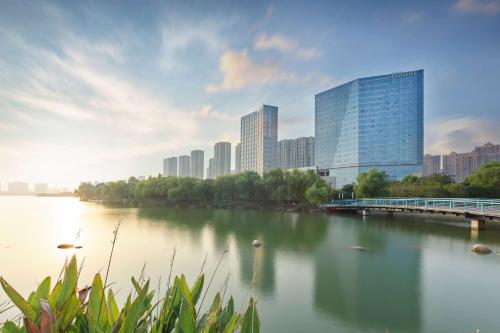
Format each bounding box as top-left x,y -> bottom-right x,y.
190,150 -> 204,179
442,143 -> 500,182
214,142 -> 231,177
423,154 -> 441,176
240,104 -> 278,175
278,137 -> 315,169
8,182 -> 29,194
235,143 -> 242,173
315,70 -> 424,188
178,155 -> 191,177
34,183 -> 49,194
163,157 -> 178,177
206,158 -> 215,179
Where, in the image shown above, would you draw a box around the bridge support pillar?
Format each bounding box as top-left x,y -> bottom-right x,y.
470,219 -> 486,230
361,209 -> 370,216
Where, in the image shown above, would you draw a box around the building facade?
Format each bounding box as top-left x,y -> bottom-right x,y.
278,136 -> 315,169
206,158 -> 215,179
190,150 -> 204,179
240,105 -> 278,175
442,143 -> 500,182
178,155 -> 191,177
214,142 -> 231,177
163,157 -> 178,177
315,70 -> 424,188
34,183 -> 49,194
8,182 -> 29,194
235,143 -> 241,173
423,154 -> 441,176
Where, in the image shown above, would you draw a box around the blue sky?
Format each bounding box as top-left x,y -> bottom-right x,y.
0,0 -> 499,188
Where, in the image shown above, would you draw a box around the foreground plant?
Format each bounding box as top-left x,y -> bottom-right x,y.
0,255 -> 259,333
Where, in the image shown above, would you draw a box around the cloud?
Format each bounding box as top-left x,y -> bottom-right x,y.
453,0 -> 500,15
192,104 -> 232,120
425,117 -> 500,154
205,50 -> 298,93
160,18 -> 230,70
253,33 -> 321,60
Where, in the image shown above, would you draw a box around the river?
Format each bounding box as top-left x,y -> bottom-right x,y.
1,196 -> 500,332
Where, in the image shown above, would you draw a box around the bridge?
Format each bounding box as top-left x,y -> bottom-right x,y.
323,198 -> 500,229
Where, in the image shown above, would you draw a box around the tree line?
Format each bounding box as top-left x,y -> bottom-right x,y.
78,169 -> 333,208
345,161 -> 500,198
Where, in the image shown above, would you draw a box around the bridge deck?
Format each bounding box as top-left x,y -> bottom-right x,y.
324,198 -> 500,220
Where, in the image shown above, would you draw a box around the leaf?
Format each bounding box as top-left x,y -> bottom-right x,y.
222,314 -> 240,333
48,281 -> 62,309
107,288 -> 119,324
23,317 -> 40,333
0,277 -> 36,322
58,255 -> 78,310
39,299 -> 55,333
88,273 -> 108,330
61,294 -> 81,329
1,321 -> 22,333
219,297 -> 234,330
29,277 -> 51,314
177,276 -> 195,333
240,298 -> 259,333
119,283 -> 148,333
190,275 -> 204,306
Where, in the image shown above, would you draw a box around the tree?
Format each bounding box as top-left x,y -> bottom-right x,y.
305,182 -> 331,206
464,161 -> 500,198
354,168 -> 390,198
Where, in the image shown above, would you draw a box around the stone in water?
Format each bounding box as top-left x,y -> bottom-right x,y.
252,240 -> 262,248
351,245 -> 366,251
471,244 -> 492,255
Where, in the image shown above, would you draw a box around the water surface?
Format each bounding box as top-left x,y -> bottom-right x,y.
1,196 -> 500,332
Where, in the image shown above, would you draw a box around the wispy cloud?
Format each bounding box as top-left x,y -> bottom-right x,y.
205,50 -> 298,93
160,18 -> 230,70
253,33 -> 321,60
453,0 -> 500,15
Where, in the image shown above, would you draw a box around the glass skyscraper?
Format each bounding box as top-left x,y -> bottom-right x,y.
315,70 -> 423,188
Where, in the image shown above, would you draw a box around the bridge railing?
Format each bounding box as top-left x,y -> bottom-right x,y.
328,198 -> 500,214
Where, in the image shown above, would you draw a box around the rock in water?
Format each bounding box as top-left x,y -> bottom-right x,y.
252,240 -> 262,248
57,244 -> 74,249
471,244 -> 492,255
351,245 -> 366,251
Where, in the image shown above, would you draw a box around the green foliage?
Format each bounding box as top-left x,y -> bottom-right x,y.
78,169 -> 333,207
354,168 -> 390,198
464,161 -> 500,198
1,255 -> 259,333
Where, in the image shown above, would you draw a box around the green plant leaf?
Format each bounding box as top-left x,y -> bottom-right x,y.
48,281 -> 62,310
88,273 -> 108,330
178,276 -> 195,333
0,277 -> 36,322
240,298 -> 259,333
190,275 -> 204,306
222,314 -> 240,333
107,288 -> 119,324
119,283 -> 148,333
61,294 -> 81,329
1,321 -> 23,333
58,256 -> 78,310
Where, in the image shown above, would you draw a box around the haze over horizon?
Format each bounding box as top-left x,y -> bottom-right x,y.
1,0 -> 499,189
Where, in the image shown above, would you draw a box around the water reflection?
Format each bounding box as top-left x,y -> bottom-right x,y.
137,208 -> 329,295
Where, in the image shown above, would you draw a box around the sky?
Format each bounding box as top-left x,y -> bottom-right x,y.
0,0 -> 499,189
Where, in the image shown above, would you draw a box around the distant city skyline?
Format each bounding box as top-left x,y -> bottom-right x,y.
1,0 -> 499,188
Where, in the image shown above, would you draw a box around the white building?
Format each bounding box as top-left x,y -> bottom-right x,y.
190,150 -> 204,179
214,142 -> 231,177
163,157 -> 178,177
178,155 -> 191,177
235,143 -> 241,173
240,105 -> 278,175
